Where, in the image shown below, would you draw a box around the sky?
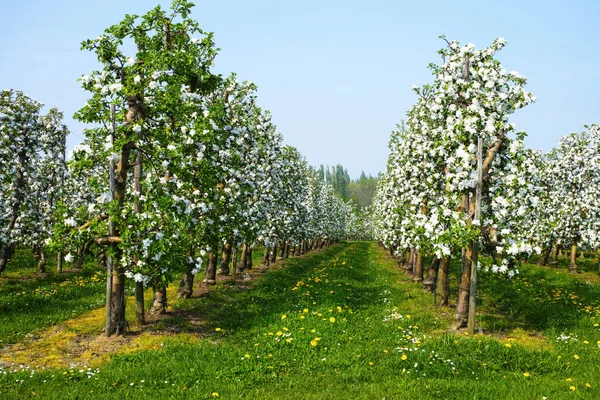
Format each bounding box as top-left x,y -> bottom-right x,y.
1,0 -> 599,179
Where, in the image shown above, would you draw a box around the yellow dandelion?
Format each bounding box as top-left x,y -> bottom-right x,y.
368,362 -> 374,366
586,383 -> 591,388
285,338 -> 292,343
584,340 -> 589,344
330,317 -> 336,323
505,343 -> 512,348
523,372 -> 530,377
212,393 -> 219,398
281,314 -> 287,319
215,328 -> 221,332
310,340 -> 318,347
337,306 -> 342,313
401,354 -> 407,361
303,308 -> 309,313
406,314 -> 411,319
300,315 -> 305,319
276,331 -> 283,336
244,354 -> 250,359
574,354 -> 580,360
570,386 -> 576,391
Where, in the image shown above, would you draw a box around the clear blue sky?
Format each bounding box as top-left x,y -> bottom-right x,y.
1,0 -> 598,179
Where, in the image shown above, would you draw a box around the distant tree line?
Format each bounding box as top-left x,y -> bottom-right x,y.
311,165 -> 379,209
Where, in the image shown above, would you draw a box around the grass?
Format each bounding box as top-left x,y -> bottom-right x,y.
0,248 -> 106,348
0,242 -> 599,399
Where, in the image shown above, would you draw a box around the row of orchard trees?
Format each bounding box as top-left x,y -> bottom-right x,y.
0,91 -> 69,274
0,0 -> 349,336
373,37 -> 600,331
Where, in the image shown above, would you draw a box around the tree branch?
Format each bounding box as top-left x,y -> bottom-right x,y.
96,236 -> 123,245
77,214 -> 109,231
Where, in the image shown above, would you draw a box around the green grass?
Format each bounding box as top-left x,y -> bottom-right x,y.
1,242 -> 599,399
0,249 -> 106,348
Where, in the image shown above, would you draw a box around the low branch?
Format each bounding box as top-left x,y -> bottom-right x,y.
95,236 -> 123,245
482,138 -> 503,181
77,214 -> 108,231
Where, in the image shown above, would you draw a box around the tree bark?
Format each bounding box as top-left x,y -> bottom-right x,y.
412,249 -> 423,282
455,244 -> 472,328
246,247 -> 253,269
538,246 -> 551,266
438,256 -> 450,306
262,246 -> 270,266
57,250 -> 63,273
149,286 -> 167,316
568,242 -> 578,274
423,257 -> 441,293
219,242 -> 232,275
110,268 -> 127,333
203,251 -> 217,284
295,243 -> 301,256
36,248 -> 47,274
284,241 -> 290,258
231,245 -> 238,274
270,245 -> 277,263
279,241 -> 285,258
237,244 -> 248,272
550,244 -> 559,267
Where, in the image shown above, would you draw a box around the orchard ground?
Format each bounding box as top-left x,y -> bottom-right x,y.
1,242 -> 599,399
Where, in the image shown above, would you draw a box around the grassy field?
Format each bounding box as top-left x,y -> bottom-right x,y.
1,242 -> 599,399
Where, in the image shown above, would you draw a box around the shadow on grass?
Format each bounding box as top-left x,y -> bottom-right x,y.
479,263 -> 600,332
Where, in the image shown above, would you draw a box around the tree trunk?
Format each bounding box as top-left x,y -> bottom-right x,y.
285,241 -> 290,258
36,248 -> 47,274
423,257 -> 440,293
73,244 -> 86,271
538,246 -> 551,266
412,249 -> 423,282
246,247 -> 253,269
438,256 -> 450,306
135,281 -> 145,325
238,244 -> 248,272
57,250 -> 63,273
203,251 -> 217,284
178,245 -> 195,298
133,138 -> 144,325
232,245 -> 238,274
295,243 -> 301,256
270,245 -> 277,263
149,286 -> 167,316
110,269 -> 127,334
279,241 -> 285,258
455,244 -> 472,328
219,243 -> 232,275
568,242 -> 578,274
262,246 -> 270,266
550,244 -> 559,267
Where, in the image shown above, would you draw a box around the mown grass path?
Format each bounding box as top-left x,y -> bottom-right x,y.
1,242 -> 599,399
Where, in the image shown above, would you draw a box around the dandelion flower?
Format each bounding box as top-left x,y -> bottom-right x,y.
586,383 -> 591,388
310,340 -> 318,347
401,354 -> 407,361
244,354 -> 250,359
329,317 -> 336,323
215,328 -> 221,332
212,393 -> 219,397
281,314 -> 287,319
574,354 -> 580,360
523,372 -> 530,377
570,386 -> 576,391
